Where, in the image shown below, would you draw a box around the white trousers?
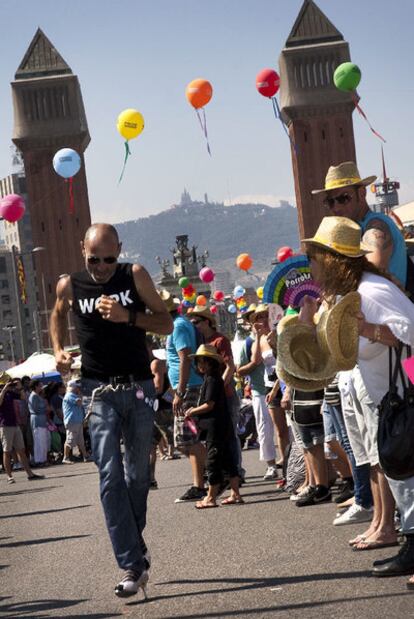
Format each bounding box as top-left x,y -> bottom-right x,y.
32,427 -> 50,463
252,394 -> 276,462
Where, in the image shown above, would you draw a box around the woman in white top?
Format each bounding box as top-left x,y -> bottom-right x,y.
252,305 -> 289,471
302,216 -> 414,584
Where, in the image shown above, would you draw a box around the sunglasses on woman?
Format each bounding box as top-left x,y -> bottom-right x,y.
86,256 -> 118,265
323,192 -> 352,209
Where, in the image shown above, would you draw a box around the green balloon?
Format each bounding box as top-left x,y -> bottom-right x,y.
179,276 -> 189,288
285,306 -> 299,316
333,62 -> 361,92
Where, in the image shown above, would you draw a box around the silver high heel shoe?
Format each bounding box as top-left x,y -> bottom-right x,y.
114,569 -> 149,599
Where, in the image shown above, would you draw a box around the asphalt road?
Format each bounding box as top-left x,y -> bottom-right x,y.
1,450 -> 413,619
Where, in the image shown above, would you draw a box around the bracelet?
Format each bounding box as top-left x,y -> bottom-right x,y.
176,390 -> 186,398
369,324 -> 381,343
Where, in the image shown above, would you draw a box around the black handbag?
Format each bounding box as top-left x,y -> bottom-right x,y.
378,344 -> 414,480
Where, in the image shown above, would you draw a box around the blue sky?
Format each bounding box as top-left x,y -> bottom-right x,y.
0,0 -> 413,223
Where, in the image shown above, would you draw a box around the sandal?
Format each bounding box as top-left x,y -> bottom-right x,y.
352,539 -> 399,552
348,534 -> 366,547
221,496 -> 245,505
406,576 -> 414,591
195,500 -> 218,509
7,477 -> 15,484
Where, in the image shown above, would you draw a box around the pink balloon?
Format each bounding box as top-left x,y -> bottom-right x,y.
0,194 -> 25,223
277,246 -> 294,263
210,305 -> 218,314
199,267 -> 215,283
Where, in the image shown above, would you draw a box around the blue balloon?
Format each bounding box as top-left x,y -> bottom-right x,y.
53,148 -> 81,179
182,300 -> 191,307
228,304 -> 237,314
233,285 -> 245,300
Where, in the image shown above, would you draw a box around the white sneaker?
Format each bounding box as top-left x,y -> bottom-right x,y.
62,458 -> 74,465
263,466 -> 278,481
333,502 -> 373,526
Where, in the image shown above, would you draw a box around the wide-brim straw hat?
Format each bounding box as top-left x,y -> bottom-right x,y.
0,372 -> 12,386
189,344 -> 224,365
158,289 -> 180,313
276,360 -> 334,392
316,292 -> 361,371
191,305 -> 216,328
277,315 -> 338,381
311,162 -> 376,196
243,303 -> 257,321
302,216 -> 371,258
252,303 -> 269,318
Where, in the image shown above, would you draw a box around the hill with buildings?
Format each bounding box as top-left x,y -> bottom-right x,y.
115,191 -> 299,283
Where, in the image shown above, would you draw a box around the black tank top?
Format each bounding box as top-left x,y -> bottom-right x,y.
71,263 -> 152,380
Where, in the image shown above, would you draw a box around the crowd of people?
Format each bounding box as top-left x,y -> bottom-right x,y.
3,160 -> 414,600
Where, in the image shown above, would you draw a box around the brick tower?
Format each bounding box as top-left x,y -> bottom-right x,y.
11,29 -> 91,321
279,0 -> 357,238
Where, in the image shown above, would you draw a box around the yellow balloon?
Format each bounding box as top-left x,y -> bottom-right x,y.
117,109 -> 144,141
256,286 -> 264,300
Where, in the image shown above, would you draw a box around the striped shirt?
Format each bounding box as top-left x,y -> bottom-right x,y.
292,389 -> 324,426
324,376 -> 341,406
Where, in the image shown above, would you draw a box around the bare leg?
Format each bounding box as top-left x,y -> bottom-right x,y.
3,452 -> 12,478
326,439 -> 352,478
356,467 -> 397,547
16,449 -> 33,476
189,442 -> 206,488
268,405 -> 289,465
306,444 -> 328,487
353,466 -> 383,546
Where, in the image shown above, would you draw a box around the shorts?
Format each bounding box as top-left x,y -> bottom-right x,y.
65,423 -> 85,449
174,387 -> 201,449
266,386 -> 282,408
155,407 -> 174,445
0,426 -> 24,452
340,366 -> 379,467
291,420 -> 325,450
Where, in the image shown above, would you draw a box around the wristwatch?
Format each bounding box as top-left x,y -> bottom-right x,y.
176,390 -> 186,398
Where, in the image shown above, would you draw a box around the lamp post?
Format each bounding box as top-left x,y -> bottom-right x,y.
10,245 -> 45,360
3,325 -> 17,365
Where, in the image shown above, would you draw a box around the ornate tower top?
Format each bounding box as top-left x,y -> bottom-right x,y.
15,28 -> 72,80
286,0 -> 342,48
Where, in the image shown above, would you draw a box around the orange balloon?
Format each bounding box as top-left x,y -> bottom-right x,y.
186,79 -> 213,109
196,294 -> 207,306
236,253 -> 253,272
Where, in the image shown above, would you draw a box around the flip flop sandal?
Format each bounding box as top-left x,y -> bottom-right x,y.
195,501 -> 218,509
352,540 -> 399,552
348,534 -> 366,547
221,497 -> 245,505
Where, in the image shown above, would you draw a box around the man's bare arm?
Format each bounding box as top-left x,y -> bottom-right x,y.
362,219 -> 394,272
50,276 -> 73,373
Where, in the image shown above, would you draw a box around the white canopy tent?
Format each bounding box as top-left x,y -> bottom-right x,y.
7,353 -> 58,379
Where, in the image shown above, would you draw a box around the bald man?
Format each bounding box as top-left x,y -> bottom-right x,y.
50,223 -> 173,599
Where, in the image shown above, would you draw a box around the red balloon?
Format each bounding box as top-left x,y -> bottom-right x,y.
277,246 -> 294,263
256,68 -> 280,98
183,285 -> 194,295
213,290 -> 224,302
0,194 -> 25,223
210,305 -> 218,314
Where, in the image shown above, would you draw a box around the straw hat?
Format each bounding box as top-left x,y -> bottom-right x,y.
189,344 -> 224,365
191,305 -> 216,328
311,162 -> 376,196
316,292 -> 361,371
0,372 -> 12,386
158,289 -> 180,313
302,216 -> 370,258
276,360 -> 334,392
251,303 -> 269,319
243,303 -> 257,321
277,318 -> 338,381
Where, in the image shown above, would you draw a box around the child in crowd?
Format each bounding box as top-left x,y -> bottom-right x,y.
62,379 -> 90,464
186,344 -> 243,508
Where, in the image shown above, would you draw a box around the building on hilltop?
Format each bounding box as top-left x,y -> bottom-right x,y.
11,28 -> 91,346
279,0 -> 357,238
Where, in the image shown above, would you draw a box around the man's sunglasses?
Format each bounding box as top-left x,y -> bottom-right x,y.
323,192 -> 352,209
87,256 -> 118,265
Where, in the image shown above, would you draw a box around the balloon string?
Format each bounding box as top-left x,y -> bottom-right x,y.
68,177 -> 74,214
352,94 -> 386,143
195,108 -> 212,156
118,140 -> 131,184
271,97 -> 297,152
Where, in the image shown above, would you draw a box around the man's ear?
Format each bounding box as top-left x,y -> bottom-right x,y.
81,240 -> 85,256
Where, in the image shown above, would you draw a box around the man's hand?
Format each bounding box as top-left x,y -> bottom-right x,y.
55,350 -> 73,373
97,295 -> 129,323
173,394 -> 183,416
185,407 -> 194,419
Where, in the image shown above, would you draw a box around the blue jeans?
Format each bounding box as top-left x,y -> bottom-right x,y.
83,378 -> 155,573
323,402 -> 372,509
